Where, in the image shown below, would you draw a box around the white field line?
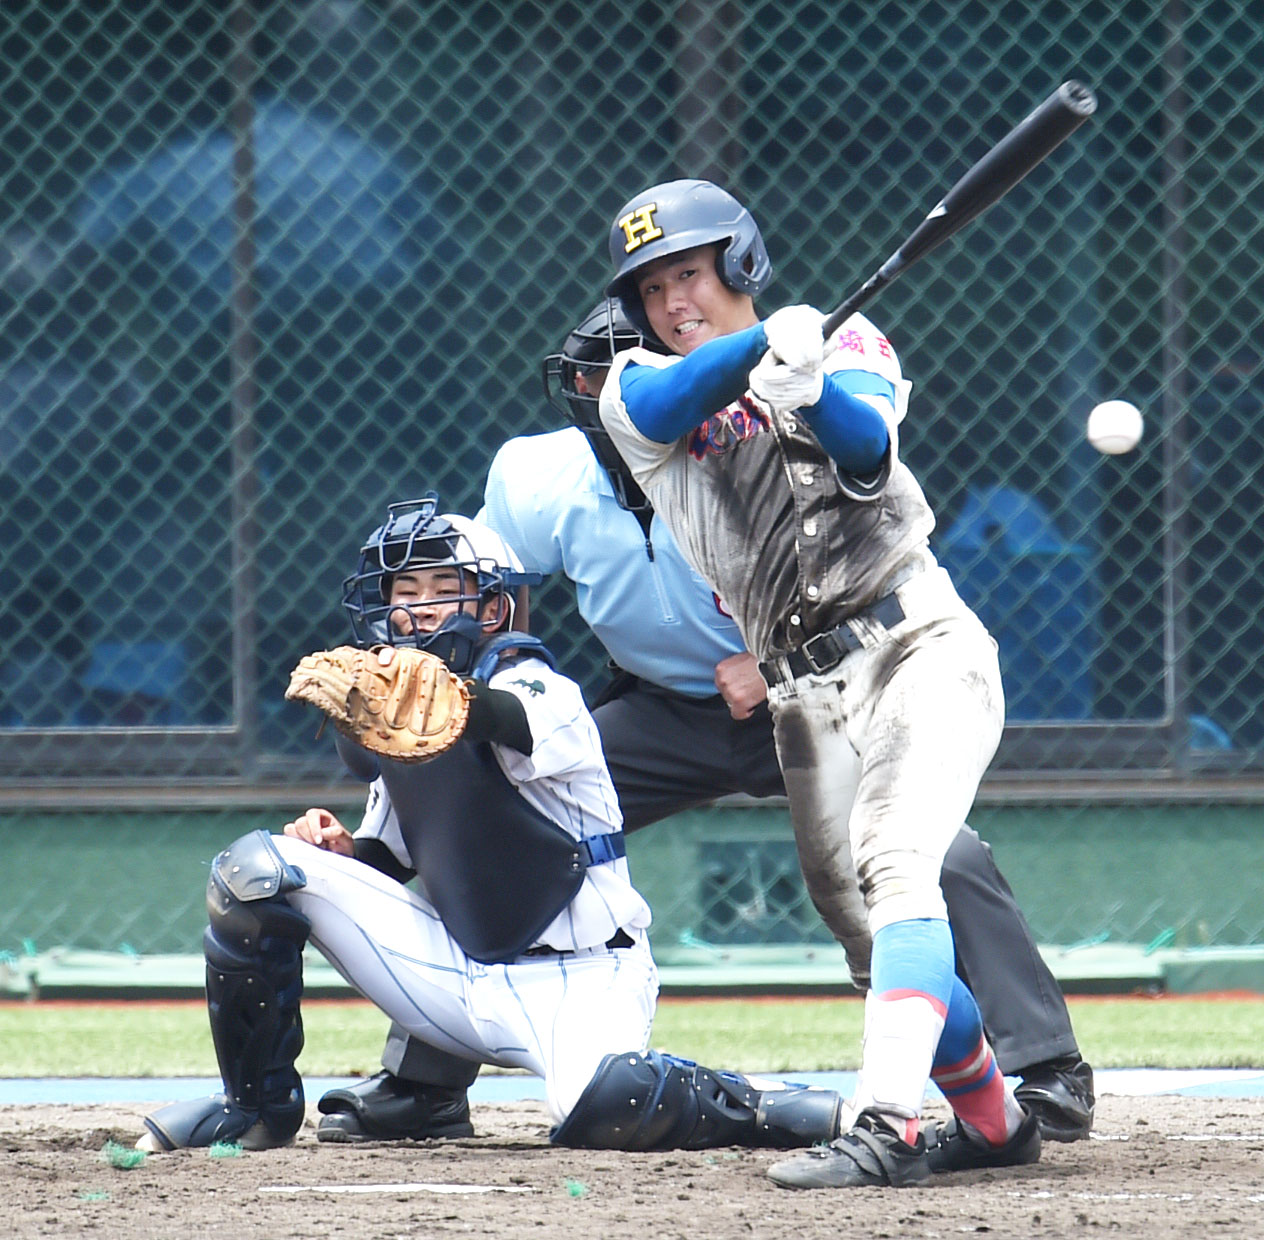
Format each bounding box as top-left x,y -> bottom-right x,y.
1019,1191 -> 1264,1203
1089,1131 -> 1264,1142
1166,1132 -> 1264,1141
260,1182 -> 534,1195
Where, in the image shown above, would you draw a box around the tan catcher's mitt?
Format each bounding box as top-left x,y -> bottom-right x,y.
285,644 -> 471,762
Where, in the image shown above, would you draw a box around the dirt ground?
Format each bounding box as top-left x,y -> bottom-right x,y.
4,1095 -> 1263,1239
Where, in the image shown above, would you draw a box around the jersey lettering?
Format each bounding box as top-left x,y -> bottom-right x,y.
686,396 -> 770,461
618,204 -> 664,253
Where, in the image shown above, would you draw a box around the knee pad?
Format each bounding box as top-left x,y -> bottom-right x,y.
550,1051 -> 841,1151
201,831 -> 311,1138
550,1051 -> 699,1150
206,829 -> 311,940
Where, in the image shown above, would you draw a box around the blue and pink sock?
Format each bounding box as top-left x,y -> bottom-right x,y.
932,974 -> 1024,1145
859,920 -> 1020,1146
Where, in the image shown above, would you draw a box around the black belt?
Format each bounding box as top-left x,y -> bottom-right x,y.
759,593 -> 905,685
522,929 -> 635,958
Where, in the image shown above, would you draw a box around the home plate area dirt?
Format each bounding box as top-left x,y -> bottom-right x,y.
3,1095 -> 1262,1239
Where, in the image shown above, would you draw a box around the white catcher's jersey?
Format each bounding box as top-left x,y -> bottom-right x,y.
600,313 -> 937,662
354,653 -> 651,952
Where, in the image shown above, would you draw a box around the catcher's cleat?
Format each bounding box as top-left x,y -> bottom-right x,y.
923,1105 -> 1042,1173
316,1072 -> 474,1143
1014,1056 -> 1095,1142
766,1109 -> 931,1189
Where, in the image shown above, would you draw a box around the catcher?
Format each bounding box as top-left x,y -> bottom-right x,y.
136,496 -> 842,1153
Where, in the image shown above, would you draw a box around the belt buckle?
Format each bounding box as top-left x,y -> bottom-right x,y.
801,629 -> 844,675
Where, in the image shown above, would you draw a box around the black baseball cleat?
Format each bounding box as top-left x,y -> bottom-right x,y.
767,1109 -> 931,1189
923,1105 -> 1042,1173
316,1071 -> 474,1143
1014,1056 -> 1096,1142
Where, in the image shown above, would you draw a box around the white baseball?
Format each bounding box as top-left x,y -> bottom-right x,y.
1086,400 -> 1143,455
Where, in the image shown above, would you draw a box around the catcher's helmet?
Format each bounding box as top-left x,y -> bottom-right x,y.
541,299 -> 661,516
606,179 -> 772,338
342,494 -> 530,673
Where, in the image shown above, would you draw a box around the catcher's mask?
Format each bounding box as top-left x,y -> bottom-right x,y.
342,494 -> 535,675
541,299 -> 665,516
605,179 -> 772,340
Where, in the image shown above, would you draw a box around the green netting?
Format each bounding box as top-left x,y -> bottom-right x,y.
5,801 -> 1264,959
0,2 -> 1262,955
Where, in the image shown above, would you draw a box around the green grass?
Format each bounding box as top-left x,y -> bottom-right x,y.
2,995 -> 1263,1077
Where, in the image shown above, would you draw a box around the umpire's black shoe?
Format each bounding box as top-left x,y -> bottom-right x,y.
767,1109 -> 931,1189
1014,1056 -> 1096,1142
923,1105 -> 1042,1173
316,1071 -> 474,1143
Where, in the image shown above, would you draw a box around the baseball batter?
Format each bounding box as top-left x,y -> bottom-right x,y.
136,498 -> 842,1154
324,301 -> 1093,1150
598,179 -> 1042,1188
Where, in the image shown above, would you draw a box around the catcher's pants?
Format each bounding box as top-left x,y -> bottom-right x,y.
269,835 -> 658,1124
765,563 -> 1005,987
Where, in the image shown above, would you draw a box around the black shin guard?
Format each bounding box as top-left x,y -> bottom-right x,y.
202,831 -> 311,1145
551,1051 -> 841,1151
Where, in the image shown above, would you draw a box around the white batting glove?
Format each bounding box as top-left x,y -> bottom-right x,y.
762,304 -> 828,371
749,350 -> 825,412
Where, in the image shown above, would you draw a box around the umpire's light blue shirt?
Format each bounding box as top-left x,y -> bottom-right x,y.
477,427 -> 745,698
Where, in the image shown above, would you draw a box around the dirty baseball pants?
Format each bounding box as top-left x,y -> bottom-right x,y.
765,563 -> 1005,990
763,563 -> 1007,1121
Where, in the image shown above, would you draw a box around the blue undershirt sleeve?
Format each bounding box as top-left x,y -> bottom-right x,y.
620,322 -> 768,443
800,373 -> 892,475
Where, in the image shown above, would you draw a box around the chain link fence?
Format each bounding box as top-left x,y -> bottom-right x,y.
1,1 -> 1262,959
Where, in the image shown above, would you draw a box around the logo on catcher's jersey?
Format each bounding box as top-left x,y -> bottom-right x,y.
511,678 -> 546,697
617,203 -> 664,253
687,395 -> 770,461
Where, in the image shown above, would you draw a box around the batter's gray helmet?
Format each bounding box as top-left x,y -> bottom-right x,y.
606,179 -> 772,337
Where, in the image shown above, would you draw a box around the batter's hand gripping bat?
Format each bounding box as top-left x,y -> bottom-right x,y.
821,80 -> 1098,339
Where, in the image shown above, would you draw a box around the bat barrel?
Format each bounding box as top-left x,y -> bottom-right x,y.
822,80 -> 1097,337
904,79 -> 1098,262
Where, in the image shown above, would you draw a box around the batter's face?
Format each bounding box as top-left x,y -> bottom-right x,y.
387,567 -> 499,635
634,244 -> 758,355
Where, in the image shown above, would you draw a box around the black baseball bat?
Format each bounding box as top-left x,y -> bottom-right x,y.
822,80 -> 1097,339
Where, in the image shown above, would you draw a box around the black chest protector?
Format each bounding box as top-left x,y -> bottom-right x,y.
373,634 -> 625,965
